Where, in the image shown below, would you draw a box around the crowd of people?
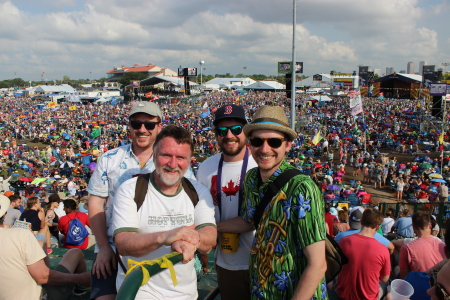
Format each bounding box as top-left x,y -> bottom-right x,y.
0,92 -> 449,300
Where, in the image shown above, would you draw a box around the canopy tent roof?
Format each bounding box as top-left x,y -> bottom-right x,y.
303,95 -> 332,101
244,81 -> 284,90
372,73 -> 422,84
34,84 -> 75,93
296,74 -> 333,87
139,76 -> 198,87
204,77 -> 256,86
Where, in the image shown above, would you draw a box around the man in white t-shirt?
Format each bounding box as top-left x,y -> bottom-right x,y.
112,125 -> 216,299
197,104 -> 257,300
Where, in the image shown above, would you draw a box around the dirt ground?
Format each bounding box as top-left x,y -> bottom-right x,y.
340,150 -> 441,206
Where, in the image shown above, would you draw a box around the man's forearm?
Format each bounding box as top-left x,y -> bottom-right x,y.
88,197 -> 110,248
115,232 -> 166,257
217,216 -> 254,233
197,226 -> 217,254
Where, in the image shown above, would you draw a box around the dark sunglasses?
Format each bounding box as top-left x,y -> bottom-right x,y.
216,125 -> 243,137
430,269 -> 450,300
249,137 -> 286,148
130,120 -> 159,131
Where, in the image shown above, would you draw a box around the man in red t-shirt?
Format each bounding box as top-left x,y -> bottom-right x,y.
59,199 -> 95,250
337,208 -> 390,300
399,212 -> 446,279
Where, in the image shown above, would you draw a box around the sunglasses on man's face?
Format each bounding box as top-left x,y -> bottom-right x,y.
430,269 -> 450,300
249,137 -> 286,149
216,125 -> 243,137
130,120 -> 159,131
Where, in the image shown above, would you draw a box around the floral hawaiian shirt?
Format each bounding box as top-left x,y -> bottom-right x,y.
241,160 -> 328,299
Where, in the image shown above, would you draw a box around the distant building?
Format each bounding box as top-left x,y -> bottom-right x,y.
419,61 -> 427,75
105,63 -> 178,84
386,67 -> 394,75
373,69 -> 381,77
399,70 -> 406,74
407,62 -> 414,74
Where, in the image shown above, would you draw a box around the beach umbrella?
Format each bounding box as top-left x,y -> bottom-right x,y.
326,184 -> 340,191
50,160 -> 63,166
420,163 -> 433,169
60,161 -> 75,168
18,177 -> 33,182
429,173 -> 443,179
31,178 -> 47,185
431,178 -> 447,183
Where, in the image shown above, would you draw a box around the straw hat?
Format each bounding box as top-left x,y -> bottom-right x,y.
244,106 -> 297,141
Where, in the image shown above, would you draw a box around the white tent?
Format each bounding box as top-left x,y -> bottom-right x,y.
34,84 -> 75,93
303,95 -> 332,101
244,81 -> 284,90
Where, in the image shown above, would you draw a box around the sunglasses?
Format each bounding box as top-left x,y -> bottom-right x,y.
249,137 -> 286,148
430,269 -> 450,300
216,125 -> 243,137
130,120 -> 159,131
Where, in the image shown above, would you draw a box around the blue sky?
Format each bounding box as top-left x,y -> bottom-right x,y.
1,0 -> 450,81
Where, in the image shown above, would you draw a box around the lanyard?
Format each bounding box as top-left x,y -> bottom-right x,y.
216,148 -> 249,219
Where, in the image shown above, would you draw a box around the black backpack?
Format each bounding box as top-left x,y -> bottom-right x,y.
252,168 -> 348,283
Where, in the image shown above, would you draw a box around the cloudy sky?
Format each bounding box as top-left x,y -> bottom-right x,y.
1,0 -> 450,81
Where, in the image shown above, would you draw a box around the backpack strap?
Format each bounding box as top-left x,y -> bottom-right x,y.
253,168 -> 301,228
181,177 -> 199,207
134,173 -> 151,211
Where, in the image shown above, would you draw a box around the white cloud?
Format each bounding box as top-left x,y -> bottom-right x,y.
0,0 -> 448,80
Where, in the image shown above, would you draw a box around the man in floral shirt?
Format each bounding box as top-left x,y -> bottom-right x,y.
220,105 -> 327,299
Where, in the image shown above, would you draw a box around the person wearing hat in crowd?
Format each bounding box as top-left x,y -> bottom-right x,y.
87,101 -> 163,300
336,208 -> 391,300
335,206 -> 395,253
196,104 -> 258,300
219,106 -> 327,299
87,102 -> 195,300
0,194 -> 91,299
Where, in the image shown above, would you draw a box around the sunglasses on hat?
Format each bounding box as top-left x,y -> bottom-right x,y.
216,125 -> 243,137
430,269 -> 450,300
249,137 -> 286,148
130,120 -> 159,131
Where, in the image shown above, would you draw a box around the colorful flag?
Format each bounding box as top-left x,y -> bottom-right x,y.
91,127 -> 101,139
68,106 -> 76,111
351,103 -> 363,116
312,131 -> 321,145
439,132 -> 444,144
47,101 -> 58,108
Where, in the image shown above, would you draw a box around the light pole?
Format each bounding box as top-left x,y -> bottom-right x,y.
199,60 -> 205,92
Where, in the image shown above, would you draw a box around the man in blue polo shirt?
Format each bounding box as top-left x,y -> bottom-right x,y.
335,207 -> 394,254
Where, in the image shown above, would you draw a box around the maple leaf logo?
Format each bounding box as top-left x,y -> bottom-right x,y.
222,180 -> 239,201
